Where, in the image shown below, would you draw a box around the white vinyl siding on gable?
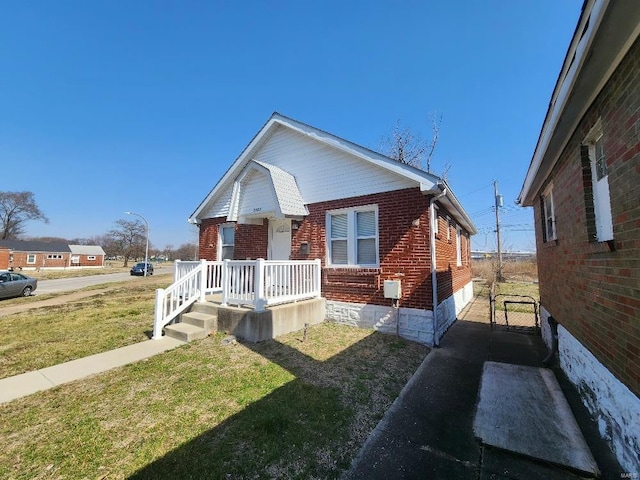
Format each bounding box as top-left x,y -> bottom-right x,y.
327,206 -> 379,267
253,128 -> 414,204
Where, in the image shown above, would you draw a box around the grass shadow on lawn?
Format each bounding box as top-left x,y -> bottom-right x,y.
129,328 -> 423,479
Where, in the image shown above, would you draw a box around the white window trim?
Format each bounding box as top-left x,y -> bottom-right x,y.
326,204 -> 379,268
87,255 -> 96,260
26,254 -> 36,264
542,184 -> 556,242
456,227 -> 462,266
433,205 -> 439,235
218,223 -> 236,261
585,120 -> 613,242
446,216 -> 451,241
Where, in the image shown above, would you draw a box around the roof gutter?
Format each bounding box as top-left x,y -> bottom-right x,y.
430,183 -> 447,347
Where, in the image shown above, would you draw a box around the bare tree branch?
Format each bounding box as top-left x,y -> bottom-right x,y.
380,113 -> 442,172
0,191 -> 49,240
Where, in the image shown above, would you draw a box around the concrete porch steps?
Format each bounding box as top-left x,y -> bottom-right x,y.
163,307 -> 218,342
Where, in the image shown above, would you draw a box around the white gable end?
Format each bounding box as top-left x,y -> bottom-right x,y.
253,127 -> 416,204
189,113 -> 475,235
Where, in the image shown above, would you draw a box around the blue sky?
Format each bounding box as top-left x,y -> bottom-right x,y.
1,1 -> 582,252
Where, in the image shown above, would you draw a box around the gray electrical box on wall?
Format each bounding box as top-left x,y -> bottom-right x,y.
383,280 -> 402,299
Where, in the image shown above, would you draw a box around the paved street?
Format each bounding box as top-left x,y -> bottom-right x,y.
35,266 -> 173,294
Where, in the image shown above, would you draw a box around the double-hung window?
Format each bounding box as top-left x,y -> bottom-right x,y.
327,206 -> 378,267
219,224 -> 235,260
541,185 -> 556,242
585,122 -> 613,241
26,254 -> 36,264
456,227 -> 462,266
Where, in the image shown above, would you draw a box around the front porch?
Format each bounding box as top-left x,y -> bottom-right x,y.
153,259 -> 323,341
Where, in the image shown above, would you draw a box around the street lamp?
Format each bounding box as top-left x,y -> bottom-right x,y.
125,211 -> 149,277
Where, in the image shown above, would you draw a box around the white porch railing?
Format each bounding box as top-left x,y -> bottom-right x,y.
152,258 -> 322,340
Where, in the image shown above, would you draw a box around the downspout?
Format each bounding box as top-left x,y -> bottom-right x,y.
430,185 -> 447,347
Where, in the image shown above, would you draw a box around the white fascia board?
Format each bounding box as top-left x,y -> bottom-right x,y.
518,0 -> 607,205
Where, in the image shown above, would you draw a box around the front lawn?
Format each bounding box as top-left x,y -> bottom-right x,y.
0,323 -> 428,479
0,277 -> 172,379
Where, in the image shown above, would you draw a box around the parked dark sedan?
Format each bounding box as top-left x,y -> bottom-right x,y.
0,271 -> 38,299
130,262 -> 154,276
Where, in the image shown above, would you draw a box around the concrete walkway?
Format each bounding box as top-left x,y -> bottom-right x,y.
346,292 -> 622,479
0,337 -> 185,404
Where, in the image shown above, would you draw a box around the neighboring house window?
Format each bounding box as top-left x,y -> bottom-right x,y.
27,254 -> 36,264
433,205 -> 439,235
219,224 -> 235,260
541,185 -> 556,242
456,227 -> 462,266
87,256 -> 96,260
584,121 -> 613,241
327,205 -> 378,267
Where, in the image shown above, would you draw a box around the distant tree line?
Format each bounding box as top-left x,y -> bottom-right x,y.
0,190 -> 197,266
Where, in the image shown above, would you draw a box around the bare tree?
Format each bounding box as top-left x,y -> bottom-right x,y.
379,113 -> 442,172
0,191 -> 49,240
163,244 -> 175,261
174,242 -> 198,261
107,219 -> 146,267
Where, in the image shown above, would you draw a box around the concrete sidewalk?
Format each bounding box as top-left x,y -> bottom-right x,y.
345,320 -> 622,479
0,337 -> 185,404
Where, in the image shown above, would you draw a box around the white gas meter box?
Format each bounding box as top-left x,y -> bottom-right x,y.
383,280 -> 402,299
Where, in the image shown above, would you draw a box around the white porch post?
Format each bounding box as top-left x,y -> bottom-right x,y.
153,288 -> 165,340
221,259 -> 229,307
174,260 -> 180,282
199,259 -> 207,303
314,259 -> 322,297
254,258 -> 266,311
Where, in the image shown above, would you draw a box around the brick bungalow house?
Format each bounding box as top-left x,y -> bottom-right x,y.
189,113 -> 476,346
0,246 -> 9,270
69,245 -> 106,267
0,240 -> 71,270
0,241 -> 106,270
517,0 -> 640,472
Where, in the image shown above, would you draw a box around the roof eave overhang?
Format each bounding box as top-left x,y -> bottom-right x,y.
518,0 -> 640,206
422,182 -> 477,235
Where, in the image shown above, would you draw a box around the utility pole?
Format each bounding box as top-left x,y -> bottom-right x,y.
494,180 -> 504,282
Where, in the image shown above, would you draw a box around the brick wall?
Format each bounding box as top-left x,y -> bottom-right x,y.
292,187 -> 472,309
534,36 -> 640,396
199,187 -> 473,310
198,218 -> 268,260
9,252 -> 69,269
0,248 -> 9,269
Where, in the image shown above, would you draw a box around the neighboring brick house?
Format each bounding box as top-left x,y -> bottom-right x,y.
0,241 -> 106,269
0,241 -> 71,269
69,245 -> 106,267
0,247 -> 9,270
518,0 -> 640,472
189,113 -> 476,346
